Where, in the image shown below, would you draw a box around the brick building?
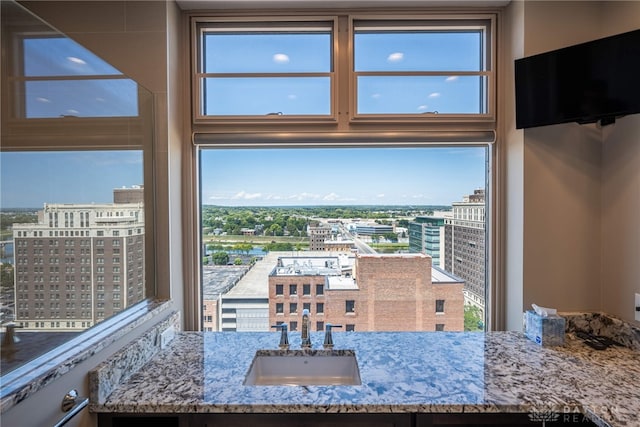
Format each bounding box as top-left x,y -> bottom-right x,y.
268,253 -> 464,332
12,187 -> 145,332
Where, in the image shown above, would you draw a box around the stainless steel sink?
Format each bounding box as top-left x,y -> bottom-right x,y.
243,349 -> 361,386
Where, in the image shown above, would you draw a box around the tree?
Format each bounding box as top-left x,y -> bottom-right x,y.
212,251 -> 229,265
233,257 -> 243,265
464,305 -> 484,331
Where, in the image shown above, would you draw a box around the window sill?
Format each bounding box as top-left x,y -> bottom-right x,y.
0,299 -> 172,414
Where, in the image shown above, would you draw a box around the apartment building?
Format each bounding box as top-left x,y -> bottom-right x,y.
408,216 -> 446,266
444,189 -> 486,314
269,253 -> 464,332
12,188 -> 145,331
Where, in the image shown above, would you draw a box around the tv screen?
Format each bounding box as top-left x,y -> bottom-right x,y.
515,29 -> 640,129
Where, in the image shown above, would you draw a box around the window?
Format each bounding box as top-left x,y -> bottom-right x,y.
436,323 -> 445,331
303,302 -> 311,313
353,18 -> 493,117
346,300 -> 356,314
289,303 -> 298,314
290,321 -> 298,332
276,303 -> 284,314
195,20 -> 334,119
316,321 -> 324,332
1,4 -> 155,380
436,299 -> 445,313
346,324 -> 355,332
195,13 -> 493,334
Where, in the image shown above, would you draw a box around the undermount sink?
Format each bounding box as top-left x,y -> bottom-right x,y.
243,349 -> 361,386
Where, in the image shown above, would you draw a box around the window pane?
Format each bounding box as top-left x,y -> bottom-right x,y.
0,151 -> 146,374
357,76 -> 485,114
201,77 -> 331,116
23,37 -> 122,76
200,146 -> 488,333
203,32 -> 331,73
24,79 -> 138,118
354,31 -> 482,72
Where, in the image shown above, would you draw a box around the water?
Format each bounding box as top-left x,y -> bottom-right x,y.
0,241 -> 13,264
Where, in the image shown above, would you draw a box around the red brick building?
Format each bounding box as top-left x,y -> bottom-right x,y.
268,253 -> 464,332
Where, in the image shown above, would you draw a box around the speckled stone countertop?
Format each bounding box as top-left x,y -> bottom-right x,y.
91,330 -> 640,427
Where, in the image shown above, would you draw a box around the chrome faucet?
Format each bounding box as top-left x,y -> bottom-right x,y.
323,323 -> 342,349
301,308 -> 311,348
271,324 -> 289,350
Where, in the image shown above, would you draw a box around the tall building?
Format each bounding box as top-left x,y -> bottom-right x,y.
12,187 -> 145,331
408,216 -> 446,266
308,225 -> 332,251
444,189 -> 486,315
268,253 -> 464,332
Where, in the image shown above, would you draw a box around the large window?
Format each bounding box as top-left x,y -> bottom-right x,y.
193,12 -> 494,335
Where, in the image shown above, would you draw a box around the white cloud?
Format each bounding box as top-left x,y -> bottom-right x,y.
371,93 -> 382,99
67,56 -> 86,65
273,53 -> 290,63
287,94 -> 297,100
231,191 -> 262,200
36,97 -> 51,103
323,192 -> 340,201
445,76 -> 459,82
417,105 -> 428,111
387,52 -> 404,62
376,193 -> 385,198
428,92 -> 441,98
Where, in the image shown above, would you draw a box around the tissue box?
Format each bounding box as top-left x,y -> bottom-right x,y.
524,310 -> 565,346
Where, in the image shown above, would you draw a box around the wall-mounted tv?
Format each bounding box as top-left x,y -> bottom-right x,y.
515,29 -> 640,129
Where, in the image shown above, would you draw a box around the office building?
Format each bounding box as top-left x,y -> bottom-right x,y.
444,189 -> 486,314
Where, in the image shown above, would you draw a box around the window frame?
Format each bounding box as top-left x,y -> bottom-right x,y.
191,13 -> 496,130
349,15 -> 496,123
192,16 -> 339,125
191,9 -> 498,333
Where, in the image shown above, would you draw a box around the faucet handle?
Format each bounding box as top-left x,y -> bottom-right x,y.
271,324 -> 289,350
323,323 -> 342,349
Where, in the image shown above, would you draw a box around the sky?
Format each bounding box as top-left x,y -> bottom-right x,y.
201,147 -> 486,207
1,25 -> 487,208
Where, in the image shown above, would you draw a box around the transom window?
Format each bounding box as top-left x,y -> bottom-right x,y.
195,20 -> 334,118
353,19 -> 492,117
193,15 -> 494,125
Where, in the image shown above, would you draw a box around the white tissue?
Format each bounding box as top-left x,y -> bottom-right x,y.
532,303 -> 557,317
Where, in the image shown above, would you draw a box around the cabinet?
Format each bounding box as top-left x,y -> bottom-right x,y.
99,412 -> 597,427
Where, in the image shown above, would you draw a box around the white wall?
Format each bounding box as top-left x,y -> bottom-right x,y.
503,1 -> 640,328
599,0 -> 640,325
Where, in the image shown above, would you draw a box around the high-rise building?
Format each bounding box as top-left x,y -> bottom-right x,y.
12,187 -> 145,331
444,189 -> 486,315
408,217 -> 446,266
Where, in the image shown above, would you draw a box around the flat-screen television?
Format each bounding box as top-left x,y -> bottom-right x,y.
515,29 -> 640,129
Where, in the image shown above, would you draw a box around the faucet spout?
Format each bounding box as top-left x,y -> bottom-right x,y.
301,309 -> 311,348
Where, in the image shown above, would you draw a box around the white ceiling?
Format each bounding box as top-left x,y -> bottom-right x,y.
176,0 -> 511,10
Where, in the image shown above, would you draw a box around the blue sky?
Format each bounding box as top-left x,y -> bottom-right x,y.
1,29 -> 487,208
1,151 -> 143,208
201,147 -> 486,207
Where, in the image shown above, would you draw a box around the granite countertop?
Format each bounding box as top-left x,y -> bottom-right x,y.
91,331 -> 640,427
